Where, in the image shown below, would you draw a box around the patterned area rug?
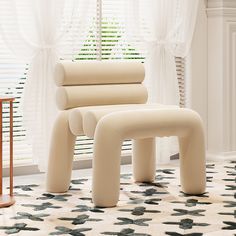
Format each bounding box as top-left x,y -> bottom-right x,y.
0,161 -> 235,236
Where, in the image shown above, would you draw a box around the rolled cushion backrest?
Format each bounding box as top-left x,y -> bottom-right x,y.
54,61 -> 147,110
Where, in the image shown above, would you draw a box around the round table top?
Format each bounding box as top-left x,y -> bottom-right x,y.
0,97 -> 15,102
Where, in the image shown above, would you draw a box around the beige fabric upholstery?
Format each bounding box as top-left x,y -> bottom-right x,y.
47,111 -> 76,192
68,105 -> 111,136
83,104 -> 173,138
54,61 -> 145,86
92,109 -> 206,207
69,104 -> 135,136
47,61 -> 206,208
56,84 -> 148,110
69,104 -> 168,136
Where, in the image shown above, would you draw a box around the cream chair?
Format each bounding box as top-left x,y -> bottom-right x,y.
46,61 -> 206,207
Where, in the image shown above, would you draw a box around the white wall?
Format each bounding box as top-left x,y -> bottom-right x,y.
207,0 -> 236,160
189,0 -> 236,161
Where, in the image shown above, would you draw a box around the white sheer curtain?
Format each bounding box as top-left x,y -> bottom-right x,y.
0,0 -> 93,171
125,0 -> 199,163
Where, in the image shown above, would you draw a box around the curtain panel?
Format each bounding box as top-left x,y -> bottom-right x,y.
0,0 -> 94,171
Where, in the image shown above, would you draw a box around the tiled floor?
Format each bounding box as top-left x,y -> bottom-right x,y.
0,161 -> 235,236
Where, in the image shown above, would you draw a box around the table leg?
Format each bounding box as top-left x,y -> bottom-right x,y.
0,99 -> 15,208
10,101 -> 13,196
0,102 -> 2,195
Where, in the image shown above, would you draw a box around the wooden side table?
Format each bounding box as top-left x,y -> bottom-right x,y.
0,97 -> 15,207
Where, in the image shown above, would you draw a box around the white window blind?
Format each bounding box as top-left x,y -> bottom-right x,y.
176,57 -> 186,107
0,36 -> 32,165
0,0 -> 186,165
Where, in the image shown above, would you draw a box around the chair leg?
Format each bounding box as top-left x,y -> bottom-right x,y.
92,127 -> 122,207
46,111 -> 76,193
178,122 -> 206,195
132,138 -> 156,182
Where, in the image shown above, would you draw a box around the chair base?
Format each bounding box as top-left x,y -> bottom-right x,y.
0,194 -> 15,208
92,108 -> 206,207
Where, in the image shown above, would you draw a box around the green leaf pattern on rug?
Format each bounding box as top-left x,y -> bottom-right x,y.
0,161 -> 235,235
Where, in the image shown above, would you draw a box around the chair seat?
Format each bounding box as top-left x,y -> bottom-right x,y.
68,103 -> 171,136
82,103 -> 177,138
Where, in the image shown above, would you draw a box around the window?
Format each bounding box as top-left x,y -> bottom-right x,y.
0,36 -> 32,166
0,0 -> 185,166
